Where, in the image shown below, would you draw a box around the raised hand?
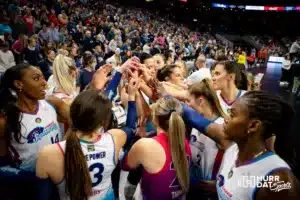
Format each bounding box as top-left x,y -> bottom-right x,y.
138,64 -> 152,82
148,78 -> 167,98
119,57 -> 140,73
127,78 -> 140,99
91,64 -> 113,90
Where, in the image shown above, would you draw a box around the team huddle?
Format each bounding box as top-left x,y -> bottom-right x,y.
0,55 -> 299,200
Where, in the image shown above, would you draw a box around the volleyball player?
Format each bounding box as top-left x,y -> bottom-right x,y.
0,64 -> 69,198
36,78 -> 140,200
186,78 -> 228,199
180,91 -> 300,199
210,60 -> 247,115
121,97 -> 191,200
49,54 -> 79,105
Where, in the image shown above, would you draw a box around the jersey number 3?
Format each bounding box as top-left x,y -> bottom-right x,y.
89,163 -> 105,187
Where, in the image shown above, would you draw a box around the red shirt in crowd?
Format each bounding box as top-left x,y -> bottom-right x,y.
23,15 -> 35,34
49,14 -> 59,26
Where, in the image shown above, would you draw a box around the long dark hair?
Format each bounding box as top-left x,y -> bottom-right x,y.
0,64 -> 33,163
157,64 -> 178,82
211,61 -> 247,90
64,89 -> 112,200
242,91 -> 296,169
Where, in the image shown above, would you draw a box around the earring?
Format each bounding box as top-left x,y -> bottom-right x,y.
247,130 -> 251,134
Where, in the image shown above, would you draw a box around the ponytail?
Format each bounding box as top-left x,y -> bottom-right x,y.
274,100 -> 297,170
236,70 -> 248,90
64,130 -> 92,200
168,112 -> 189,193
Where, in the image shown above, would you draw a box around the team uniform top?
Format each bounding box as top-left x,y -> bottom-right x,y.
52,91 -> 77,100
56,133 -> 116,200
216,90 -> 247,115
190,117 -> 224,183
216,143 -> 290,200
52,91 -> 77,132
10,100 -> 61,172
140,133 -> 192,200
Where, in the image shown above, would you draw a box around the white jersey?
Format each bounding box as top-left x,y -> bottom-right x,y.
10,100 -> 61,172
216,90 -> 247,115
52,91 -> 78,134
216,143 -> 290,200
57,133 -> 117,200
190,117 -> 224,182
52,92 -> 77,100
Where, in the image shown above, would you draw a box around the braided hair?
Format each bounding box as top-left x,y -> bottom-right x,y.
241,91 -> 296,168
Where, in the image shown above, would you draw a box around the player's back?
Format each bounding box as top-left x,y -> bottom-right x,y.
141,133 -> 191,200
56,132 -> 116,200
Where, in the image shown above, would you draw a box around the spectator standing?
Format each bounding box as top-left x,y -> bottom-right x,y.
38,24 -> 50,46
83,30 -> 94,52
0,41 -> 15,77
23,7 -> 35,36
10,15 -> 27,40
38,50 -> 55,81
289,37 -> 300,61
77,52 -> 96,92
48,22 -> 60,44
12,33 -> 26,64
24,37 -> 40,66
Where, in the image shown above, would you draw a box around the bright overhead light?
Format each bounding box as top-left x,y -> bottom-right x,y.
193,19 -> 198,22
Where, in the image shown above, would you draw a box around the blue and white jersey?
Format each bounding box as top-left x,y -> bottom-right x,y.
10,100 -> 61,172
216,143 -> 290,200
216,90 -> 247,116
57,132 -> 117,200
190,117 -> 224,182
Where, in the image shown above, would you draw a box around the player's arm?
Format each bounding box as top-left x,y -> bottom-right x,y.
255,170 -> 300,200
36,146 -> 53,200
109,79 -> 139,163
181,102 -> 232,149
46,95 -> 70,124
120,138 -> 150,171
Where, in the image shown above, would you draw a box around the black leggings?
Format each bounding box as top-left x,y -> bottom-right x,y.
111,163 -> 121,198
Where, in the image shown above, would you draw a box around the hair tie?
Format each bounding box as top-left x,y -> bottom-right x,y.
170,109 -> 177,113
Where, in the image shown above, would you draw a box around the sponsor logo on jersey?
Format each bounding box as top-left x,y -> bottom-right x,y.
87,145 -> 95,152
217,174 -> 225,187
27,122 -> 58,143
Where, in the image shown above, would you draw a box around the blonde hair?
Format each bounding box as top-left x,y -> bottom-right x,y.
189,78 -> 227,118
153,98 -> 189,193
52,54 -> 77,95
